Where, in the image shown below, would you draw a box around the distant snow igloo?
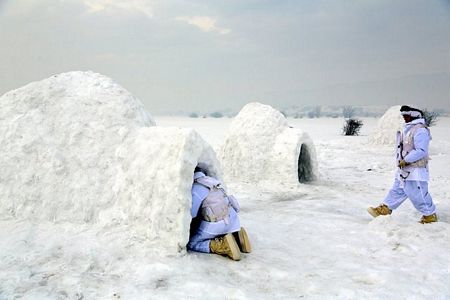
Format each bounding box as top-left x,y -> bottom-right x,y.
0,71 -> 221,254
220,102 -> 318,186
369,105 -> 404,145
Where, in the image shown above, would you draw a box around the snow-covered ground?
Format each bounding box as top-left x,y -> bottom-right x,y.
1,115 -> 450,299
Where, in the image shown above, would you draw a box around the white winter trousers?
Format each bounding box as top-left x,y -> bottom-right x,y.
383,179 -> 436,216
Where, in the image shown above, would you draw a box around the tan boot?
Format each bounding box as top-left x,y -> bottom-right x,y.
420,213 -> 438,224
233,227 -> 252,253
210,233 -> 241,261
367,204 -> 392,218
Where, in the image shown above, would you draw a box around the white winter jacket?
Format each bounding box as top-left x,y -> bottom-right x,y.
395,118 -> 431,182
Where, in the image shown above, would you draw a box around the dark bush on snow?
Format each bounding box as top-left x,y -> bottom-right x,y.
422,109 -> 439,127
343,118 -> 363,136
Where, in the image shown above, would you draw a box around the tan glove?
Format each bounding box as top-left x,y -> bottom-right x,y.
398,160 -> 409,168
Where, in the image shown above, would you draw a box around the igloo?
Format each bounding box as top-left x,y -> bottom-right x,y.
0,71 -> 221,253
219,102 -> 318,186
369,105 -> 404,145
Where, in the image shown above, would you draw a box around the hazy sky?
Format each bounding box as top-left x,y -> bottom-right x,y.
1,0 -> 450,113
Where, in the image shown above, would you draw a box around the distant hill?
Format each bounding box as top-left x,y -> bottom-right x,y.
300,72 -> 450,110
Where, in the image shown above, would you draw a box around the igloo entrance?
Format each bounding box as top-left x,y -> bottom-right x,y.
298,143 -> 314,183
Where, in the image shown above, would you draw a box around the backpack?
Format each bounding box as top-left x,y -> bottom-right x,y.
195,176 -> 240,223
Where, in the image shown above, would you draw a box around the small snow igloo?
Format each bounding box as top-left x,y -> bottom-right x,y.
220,102 -> 318,186
0,71 -> 221,253
369,105 -> 404,145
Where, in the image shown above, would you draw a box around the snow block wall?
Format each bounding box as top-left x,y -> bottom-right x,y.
220,102 -> 318,186
369,105 -> 404,145
104,127 -> 221,251
0,71 -> 220,253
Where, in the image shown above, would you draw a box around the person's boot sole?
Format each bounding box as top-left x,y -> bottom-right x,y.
235,227 -> 252,253
224,233 -> 241,261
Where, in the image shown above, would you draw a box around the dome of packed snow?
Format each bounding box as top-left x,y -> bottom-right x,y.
369,105 -> 405,145
219,102 -> 318,186
0,71 -> 221,253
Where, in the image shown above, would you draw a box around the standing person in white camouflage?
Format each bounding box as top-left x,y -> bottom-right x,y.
368,105 -> 438,223
187,165 -> 251,260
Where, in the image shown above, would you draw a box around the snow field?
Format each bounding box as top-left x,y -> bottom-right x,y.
1,72 -> 450,298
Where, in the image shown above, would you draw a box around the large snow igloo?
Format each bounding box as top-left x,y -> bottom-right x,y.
0,71 -> 221,253
220,102 -> 318,186
369,105 -> 404,145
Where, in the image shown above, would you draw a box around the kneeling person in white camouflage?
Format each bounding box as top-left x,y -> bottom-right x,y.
187,165 -> 251,260
368,105 -> 437,223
